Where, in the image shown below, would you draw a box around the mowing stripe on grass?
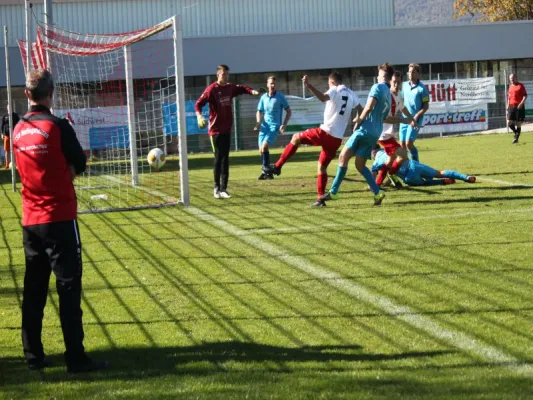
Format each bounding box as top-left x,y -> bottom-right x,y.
248,207 -> 533,234
186,206 -> 533,376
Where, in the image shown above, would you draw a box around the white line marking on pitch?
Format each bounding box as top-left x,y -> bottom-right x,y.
186,206 -> 533,375
477,176 -> 533,188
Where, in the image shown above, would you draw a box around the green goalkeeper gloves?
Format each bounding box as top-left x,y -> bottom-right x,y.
197,114 -> 207,129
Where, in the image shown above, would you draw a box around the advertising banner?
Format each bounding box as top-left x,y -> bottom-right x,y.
284,96 -> 324,132
420,103 -> 488,134
55,106 -> 128,150
423,77 -> 496,106
162,101 -> 209,135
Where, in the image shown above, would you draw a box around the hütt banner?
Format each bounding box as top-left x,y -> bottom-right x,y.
423,77 -> 496,106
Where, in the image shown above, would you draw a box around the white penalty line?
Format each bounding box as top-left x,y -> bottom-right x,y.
478,176 -> 533,188
186,206 -> 533,375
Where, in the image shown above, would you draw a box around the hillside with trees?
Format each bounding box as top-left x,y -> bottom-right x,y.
395,0 -> 475,26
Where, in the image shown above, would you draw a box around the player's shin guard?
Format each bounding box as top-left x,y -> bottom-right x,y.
376,165 -> 389,186
317,173 -> 328,196
275,143 -> 298,168
443,170 -> 468,181
409,146 -> 419,162
261,151 -> 270,167
361,167 -> 380,195
330,166 -> 347,195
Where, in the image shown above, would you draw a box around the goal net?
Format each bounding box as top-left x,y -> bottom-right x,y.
23,17 -> 189,213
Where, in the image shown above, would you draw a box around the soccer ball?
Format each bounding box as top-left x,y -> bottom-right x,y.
147,148 -> 166,170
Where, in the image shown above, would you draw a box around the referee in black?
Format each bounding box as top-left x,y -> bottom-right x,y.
13,69 -> 107,373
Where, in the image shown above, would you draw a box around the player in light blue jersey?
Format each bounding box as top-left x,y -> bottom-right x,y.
255,76 -> 292,180
371,148 -> 476,186
399,63 -> 429,162
318,64 -> 416,207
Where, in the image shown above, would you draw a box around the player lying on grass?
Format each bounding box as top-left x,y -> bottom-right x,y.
371,148 -> 476,186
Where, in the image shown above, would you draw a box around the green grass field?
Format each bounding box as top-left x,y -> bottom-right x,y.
1,133 -> 533,399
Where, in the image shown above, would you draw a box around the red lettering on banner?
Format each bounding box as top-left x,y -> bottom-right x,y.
427,83 -> 458,102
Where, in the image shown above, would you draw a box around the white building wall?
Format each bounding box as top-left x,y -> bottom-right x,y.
0,0 -> 394,46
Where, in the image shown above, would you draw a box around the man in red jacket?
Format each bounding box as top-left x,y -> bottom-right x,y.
507,73 -> 528,144
195,64 -> 261,199
13,69 -> 107,373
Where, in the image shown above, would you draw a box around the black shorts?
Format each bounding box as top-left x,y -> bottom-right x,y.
507,106 -> 526,122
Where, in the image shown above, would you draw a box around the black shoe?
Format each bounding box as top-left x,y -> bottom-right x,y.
311,199 -> 326,207
258,172 -> 274,180
67,357 -> 108,374
28,358 -> 52,371
262,164 -> 281,176
513,138 -> 519,144
318,192 -> 338,202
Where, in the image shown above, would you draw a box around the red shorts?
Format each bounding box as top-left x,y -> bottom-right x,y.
378,137 -> 401,156
3,136 -> 10,152
298,128 -> 342,166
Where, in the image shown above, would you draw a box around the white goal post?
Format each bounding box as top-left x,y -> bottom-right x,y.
20,16 -> 190,212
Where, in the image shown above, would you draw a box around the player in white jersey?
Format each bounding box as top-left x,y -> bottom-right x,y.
375,71 -> 417,187
263,72 -> 362,205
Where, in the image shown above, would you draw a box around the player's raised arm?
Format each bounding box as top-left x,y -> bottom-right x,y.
302,75 -> 330,103
233,84 -> 262,97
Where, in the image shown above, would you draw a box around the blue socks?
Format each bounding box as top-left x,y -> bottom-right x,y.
330,166 -> 347,194
330,165 -> 380,195
409,146 -> 419,162
443,170 -> 468,181
261,151 -> 270,167
361,166 -> 380,195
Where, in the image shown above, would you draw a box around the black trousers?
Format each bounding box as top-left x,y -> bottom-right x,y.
22,220 -> 85,365
211,132 -> 231,191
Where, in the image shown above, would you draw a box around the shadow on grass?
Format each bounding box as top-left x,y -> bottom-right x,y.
0,341 -> 452,382
396,195 -> 533,206
480,170 -> 533,177
185,150 -> 323,171
0,169 -> 20,185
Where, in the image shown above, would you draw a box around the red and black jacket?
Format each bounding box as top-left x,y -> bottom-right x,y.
13,105 -> 86,226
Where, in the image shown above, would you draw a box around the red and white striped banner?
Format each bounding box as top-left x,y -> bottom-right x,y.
17,27 -> 47,71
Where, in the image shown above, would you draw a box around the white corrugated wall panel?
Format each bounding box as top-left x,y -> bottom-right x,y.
1,0 -> 393,46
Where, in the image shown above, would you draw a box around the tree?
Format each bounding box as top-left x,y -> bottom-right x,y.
454,0 -> 533,22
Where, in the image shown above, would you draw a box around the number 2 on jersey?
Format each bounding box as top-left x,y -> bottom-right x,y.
339,96 -> 349,115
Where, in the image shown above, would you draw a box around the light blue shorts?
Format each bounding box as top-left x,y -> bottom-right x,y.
399,123 -> 419,142
404,162 -> 438,185
344,129 -> 379,159
258,124 -> 280,148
